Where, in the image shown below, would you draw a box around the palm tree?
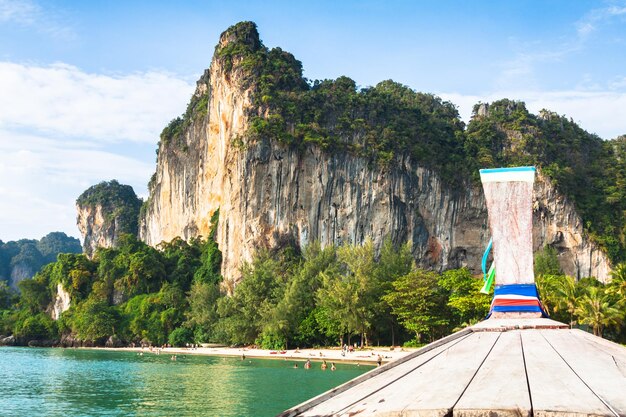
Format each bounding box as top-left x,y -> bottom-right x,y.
554,275 -> 577,328
608,263 -> 626,299
575,286 -> 624,338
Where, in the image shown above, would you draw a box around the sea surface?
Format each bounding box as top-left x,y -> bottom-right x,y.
0,347 -> 370,417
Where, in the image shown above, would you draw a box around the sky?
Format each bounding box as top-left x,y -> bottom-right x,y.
1,0 -> 626,243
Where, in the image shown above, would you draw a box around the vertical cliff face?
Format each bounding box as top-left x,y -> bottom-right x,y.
140,22 -> 612,285
533,175 -> 611,280
9,262 -> 35,290
50,283 -> 71,321
76,204 -> 121,257
141,24 -> 256,252
76,180 -> 141,257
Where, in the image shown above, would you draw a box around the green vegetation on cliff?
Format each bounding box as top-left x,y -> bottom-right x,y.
206,23 -> 626,261
213,22 -> 466,180
0,232 -> 81,287
465,101 -> 626,262
3,234 -> 624,347
77,180 -> 142,238
149,22 -> 625,262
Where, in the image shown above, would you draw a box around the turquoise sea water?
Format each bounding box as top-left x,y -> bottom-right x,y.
0,347 -> 370,417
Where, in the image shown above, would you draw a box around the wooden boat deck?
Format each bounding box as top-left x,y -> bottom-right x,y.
278,319 -> 626,417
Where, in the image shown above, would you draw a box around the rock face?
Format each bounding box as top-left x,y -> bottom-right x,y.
77,204 -> 121,258
533,175 -> 611,280
139,23 -> 612,285
76,180 -> 142,257
51,283 -> 71,321
9,262 -> 35,290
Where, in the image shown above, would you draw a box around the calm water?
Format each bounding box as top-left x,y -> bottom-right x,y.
0,347 -> 370,417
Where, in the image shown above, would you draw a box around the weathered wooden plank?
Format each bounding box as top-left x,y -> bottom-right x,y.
296,332 -> 472,417
541,329 -> 626,415
573,328 -> 626,358
335,332 -> 501,417
280,328 -> 473,417
521,330 -> 615,417
471,317 -> 568,332
453,331 -> 531,417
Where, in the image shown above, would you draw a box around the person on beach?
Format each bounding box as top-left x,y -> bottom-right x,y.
376,354 -> 382,367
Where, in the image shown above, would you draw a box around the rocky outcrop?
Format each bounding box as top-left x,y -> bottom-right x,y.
51,283 -> 71,321
76,180 -> 142,257
9,262 -> 35,290
0,335 -> 15,346
77,204 -> 120,257
138,23 -> 612,285
533,175 -> 611,280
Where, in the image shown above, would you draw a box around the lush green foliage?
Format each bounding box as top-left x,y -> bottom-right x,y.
0,210 -> 222,345
3,227 -> 625,346
76,180 -> 142,238
159,90 -> 209,149
466,102 -> 626,262
201,239 -> 489,348
149,22 -> 625,265
535,250 -> 626,341
0,232 -> 81,285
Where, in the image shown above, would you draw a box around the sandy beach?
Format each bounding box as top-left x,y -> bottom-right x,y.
92,345 -> 417,365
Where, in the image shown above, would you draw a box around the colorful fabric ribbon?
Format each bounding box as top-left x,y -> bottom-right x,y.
488,284 -> 548,317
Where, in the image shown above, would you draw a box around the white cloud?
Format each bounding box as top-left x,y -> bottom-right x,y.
0,0 -> 38,24
440,90 -> 626,139
0,0 -> 75,39
0,61 -> 195,242
576,3 -> 626,40
0,129 -> 155,241
0,61 -> 194,143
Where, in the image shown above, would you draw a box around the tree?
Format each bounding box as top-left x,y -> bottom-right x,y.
438,268 -> 490,328
18,278 -> 50,314
575,286 -> 624,338
72,297 -> 120,342
316,269 -> 358,346
553,275 -> 578,328
608,263 -> 626,298
14,312 -> 57,340
186,281 -> 223,343
373,239 -> 413,345
383,269 -> 447,343
266,242 -> 337,348
536,274 -> 562,318
534,246 -> 562,276
338,240 -> 382,347
217,249 -> 291,346
0,280 -> 15,310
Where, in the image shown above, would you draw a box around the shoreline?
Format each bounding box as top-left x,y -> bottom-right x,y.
84,345 -> 417,365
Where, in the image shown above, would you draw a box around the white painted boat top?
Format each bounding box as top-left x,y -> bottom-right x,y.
278,318 -> 626,417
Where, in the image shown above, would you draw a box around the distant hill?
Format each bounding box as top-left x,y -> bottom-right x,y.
0,232 -> 82,289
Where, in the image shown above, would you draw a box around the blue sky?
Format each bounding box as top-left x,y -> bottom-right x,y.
1,0 -> 626,242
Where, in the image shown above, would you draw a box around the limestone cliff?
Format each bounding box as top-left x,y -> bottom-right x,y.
9,262 -> 35,290
0,233 -> 81,289
76,180 -> 141,257
139,22 -> 612,284
50,283 -> 71,321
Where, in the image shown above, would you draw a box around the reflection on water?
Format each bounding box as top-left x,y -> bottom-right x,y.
0,347 -> 370,416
